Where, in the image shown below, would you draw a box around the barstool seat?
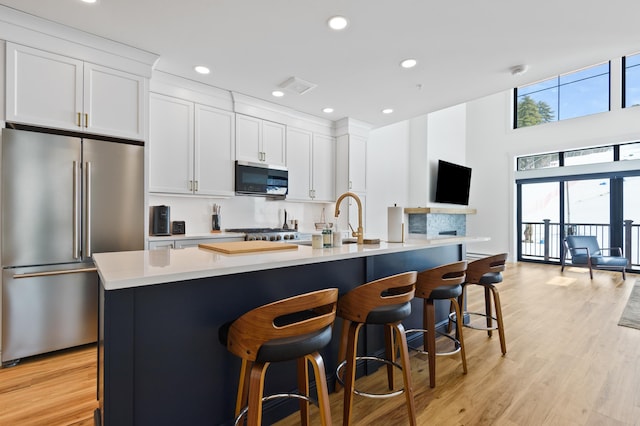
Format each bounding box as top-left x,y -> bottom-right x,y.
336,271 -> 418,426
366,302 -> 412,324
406,261 -> 468,388
221,288 -> 338,426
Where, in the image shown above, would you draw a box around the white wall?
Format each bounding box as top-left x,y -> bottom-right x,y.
366,120 -> 410,240
465,57 -> 640,257
365,104 -> 467,240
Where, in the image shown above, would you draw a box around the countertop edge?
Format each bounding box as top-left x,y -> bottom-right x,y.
95,236 -> 489,291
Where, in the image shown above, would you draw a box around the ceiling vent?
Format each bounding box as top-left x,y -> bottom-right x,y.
278,76 -> 317,95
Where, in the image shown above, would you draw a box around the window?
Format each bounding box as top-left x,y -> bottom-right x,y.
515,62 -> 610,128
564,146 -> 613,166
517,153 -> 559,171
620,142 -> 640,160
623,53 -> 640,107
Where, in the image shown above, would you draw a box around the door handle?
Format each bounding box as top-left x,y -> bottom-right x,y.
84,113 -> 89,128
85,162 -> 92,258
77,112 -> 82,127
73,161 -> 80,259
14,267 -> 98,279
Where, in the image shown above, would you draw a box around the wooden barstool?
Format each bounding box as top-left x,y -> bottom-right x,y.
452,253 -> 507,355
406,261 -> 468,388
221,288 -> 338,425
336,271 -> 418,426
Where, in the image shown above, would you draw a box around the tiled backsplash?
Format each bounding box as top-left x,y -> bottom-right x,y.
148,194 -> 331,235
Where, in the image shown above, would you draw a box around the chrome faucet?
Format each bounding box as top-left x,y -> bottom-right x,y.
334,192 -> 364,245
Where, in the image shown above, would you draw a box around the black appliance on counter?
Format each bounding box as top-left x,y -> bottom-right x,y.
152,205 -> 171,236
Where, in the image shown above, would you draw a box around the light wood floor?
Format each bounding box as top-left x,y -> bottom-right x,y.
1,262 -> 639,425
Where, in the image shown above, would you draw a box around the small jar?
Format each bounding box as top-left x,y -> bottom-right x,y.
322,228 -> 332,248
311,233 -> 323,249
332,230 -> 343,247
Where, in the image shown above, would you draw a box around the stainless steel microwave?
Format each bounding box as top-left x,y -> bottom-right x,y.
235,160 -> 288,199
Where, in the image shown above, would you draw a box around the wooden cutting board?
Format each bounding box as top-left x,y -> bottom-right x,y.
198,240 -> 299,254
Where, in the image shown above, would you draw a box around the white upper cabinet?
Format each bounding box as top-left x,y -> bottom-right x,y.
286,127 -> 313,200
347,135 -> 367,193
194,104 -> 235,196
149,93 -> 194,194
311,133 -> 335,202
6,43 -> 145,140
83,63 -> 145,140
236,114 -> 286,166
149,93 -> 235,196
286,127 -> 335,202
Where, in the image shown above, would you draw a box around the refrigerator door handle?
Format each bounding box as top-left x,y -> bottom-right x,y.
85,161 -> 92,258
73,161 -> 80,259
13,267 -> 98,279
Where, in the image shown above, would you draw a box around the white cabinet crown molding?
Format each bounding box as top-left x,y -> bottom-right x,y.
232,91 -> 334,135
0,5 -> 159,77
150,70 -> 233,111
334,117 -> 372,139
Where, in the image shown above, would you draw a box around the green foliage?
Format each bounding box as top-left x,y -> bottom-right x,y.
517,95 -> 555,128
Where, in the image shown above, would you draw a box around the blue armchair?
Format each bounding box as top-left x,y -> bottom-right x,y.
561,235 -> 627,279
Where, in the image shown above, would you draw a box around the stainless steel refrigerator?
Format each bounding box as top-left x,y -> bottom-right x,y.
1,128 -> 144,366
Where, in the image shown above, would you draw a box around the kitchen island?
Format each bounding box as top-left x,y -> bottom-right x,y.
94,236 -> 488,426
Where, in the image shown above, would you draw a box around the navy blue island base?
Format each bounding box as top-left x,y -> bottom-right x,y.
97,244 -> 463,426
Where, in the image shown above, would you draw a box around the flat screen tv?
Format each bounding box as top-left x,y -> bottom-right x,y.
434,160 -> 472,205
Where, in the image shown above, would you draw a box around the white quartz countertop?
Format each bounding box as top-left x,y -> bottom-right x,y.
94,236 -> 489,291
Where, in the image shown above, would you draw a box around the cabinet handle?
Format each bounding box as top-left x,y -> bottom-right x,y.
189,180 -> 193,191
84,113 -> 89,128
194,181 -> 198,192
349,180 -> 353,190
77,112 -> 82,127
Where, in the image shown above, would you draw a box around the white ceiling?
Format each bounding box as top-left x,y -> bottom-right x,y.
3,0 -> 640,128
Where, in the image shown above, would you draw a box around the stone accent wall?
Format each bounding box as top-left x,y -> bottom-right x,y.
408,213 -> 466,236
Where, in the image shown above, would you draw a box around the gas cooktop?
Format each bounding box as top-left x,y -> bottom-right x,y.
225,228 -> 300,241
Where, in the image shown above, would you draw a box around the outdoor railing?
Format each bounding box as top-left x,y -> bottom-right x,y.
521,220 -> 639,269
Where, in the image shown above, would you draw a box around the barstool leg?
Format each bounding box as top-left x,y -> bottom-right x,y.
424,298 -> 437,388
490,285 -> 507,355
451,297 -> 468,374
335,319 -> 351,392
247,361 -> 269,426
384,325 -> 395,390
307,352 -> 332,426
484,287 -> 493,337
297,357 -> 310,425
235,359 -> 251,417
393,322 -> 417,426
342,321 -> 362,426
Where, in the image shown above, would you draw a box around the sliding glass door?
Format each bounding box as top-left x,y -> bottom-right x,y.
518,175 -> 637,270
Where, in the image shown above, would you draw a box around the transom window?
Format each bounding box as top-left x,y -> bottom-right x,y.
623,53 -> 640,107
514,62 -> 610,128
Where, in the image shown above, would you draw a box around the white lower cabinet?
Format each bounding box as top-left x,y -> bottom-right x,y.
149,236 -> 244,250
149,93 -> 235,196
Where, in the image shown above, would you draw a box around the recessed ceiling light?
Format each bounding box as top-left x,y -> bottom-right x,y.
328,16 -> 349,30
81,0 -> 97,3
382,108 -> 394,114
194,66 -> 210,75
322,107 -> 334,113
400,59 -> 417,69
272,90 -> 285,97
